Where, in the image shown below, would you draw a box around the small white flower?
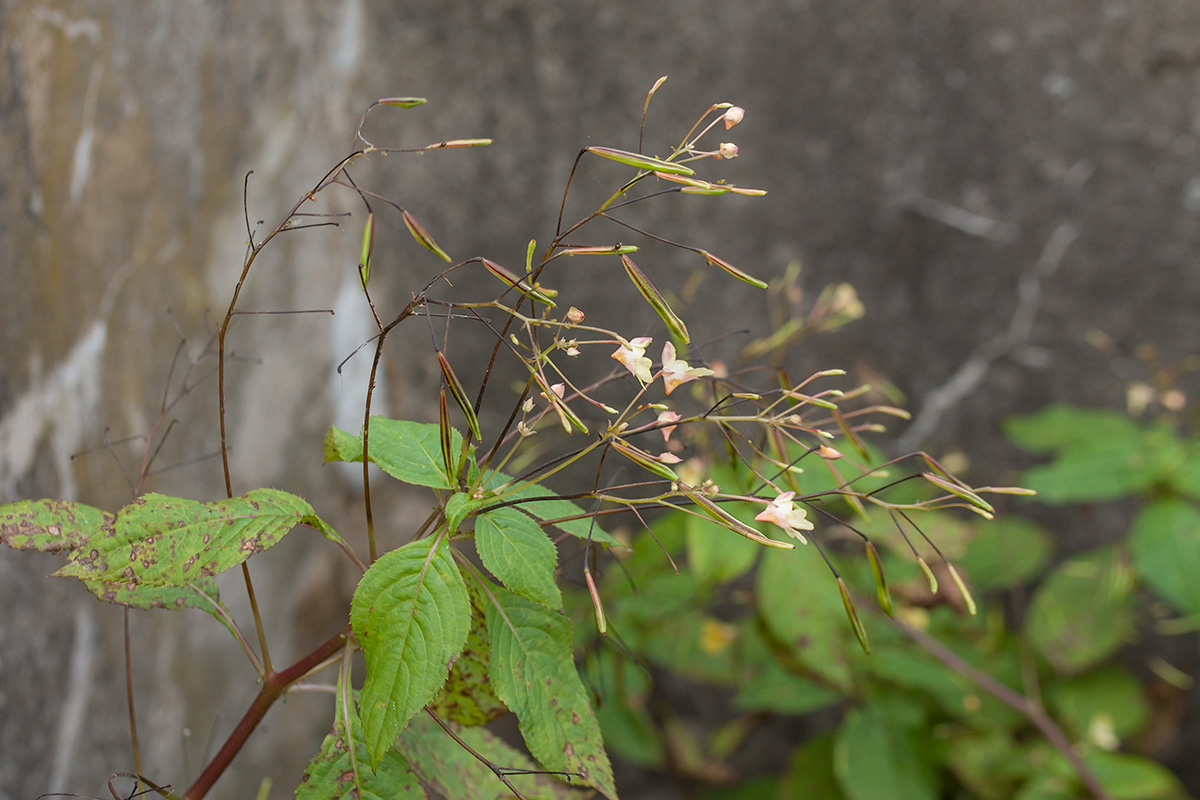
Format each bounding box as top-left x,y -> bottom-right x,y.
661,341 -> 715,395
717,142 -> 739,159
723,106 -> 745,129
754,491 -> 814,543
612,336 -> 654,384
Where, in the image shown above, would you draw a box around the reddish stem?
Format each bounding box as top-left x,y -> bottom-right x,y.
182,625 -> 351,800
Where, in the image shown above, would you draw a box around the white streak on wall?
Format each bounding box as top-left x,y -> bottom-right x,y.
0,320 -> 106,499
48,603 -> 96,792
69,63 -> 104,204
330,276 -> 387,434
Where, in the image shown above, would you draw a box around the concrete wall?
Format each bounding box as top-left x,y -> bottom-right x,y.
3,1 -> 1199,797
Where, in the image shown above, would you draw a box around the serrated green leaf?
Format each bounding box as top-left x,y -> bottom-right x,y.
482,471 -> 619,546
485,585 -> 616,798
1026,546 -> 1134,674
476,507 -> 562,609
55,489 -> 317,587
444,492 -> 482,536
324,425 -> 364,464
0,499 -> 112,554
397,712 -> 590,800
757,547 -> 856,692
351,537 -> 471,766
1130,498 -> 1200,615
328,418 -> 465,489
297,686 -> 426,800
428,580 -> 507,726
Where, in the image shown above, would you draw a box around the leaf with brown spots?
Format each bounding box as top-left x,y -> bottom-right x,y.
77,576 -> 240,639
428,579 -> 508,726
297,683 -> 425,800
54,489 -> 325,588
0,499 -> 112,554
485,585 -> 617,798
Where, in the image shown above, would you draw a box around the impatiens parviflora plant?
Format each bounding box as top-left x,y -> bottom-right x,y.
0,81 -> 1024,800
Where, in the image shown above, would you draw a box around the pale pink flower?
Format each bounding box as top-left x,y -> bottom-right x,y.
717,142 -> 739,159
661,341 -> 715,394
566,306 -> 585,324
723,106 -> 745,129
658,452 -> 683,464
657,410 -> 681,441
754,491 -> 814,543
612,336 -> 654,384
818,444 -> 844,460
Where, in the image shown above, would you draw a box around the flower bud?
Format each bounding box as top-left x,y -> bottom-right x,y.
717,142 -> 739,160
723,106 -> 745,129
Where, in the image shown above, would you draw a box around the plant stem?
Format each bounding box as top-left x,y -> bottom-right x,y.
182,626 -> 350,800
888,616 -> 1112,800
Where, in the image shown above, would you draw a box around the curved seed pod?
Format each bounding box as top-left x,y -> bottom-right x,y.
865,541 -> 894,617
482,259 -> 557,308
402,209 -> 451,262
378,97 -> 427,108
620,254 -> 689,344
437,352 -> 482,443
838,577 -> 870,654
358,211 -> 375,291
947,563 -> 977,616
700,250 -> 768,289
586,146 -> 694,176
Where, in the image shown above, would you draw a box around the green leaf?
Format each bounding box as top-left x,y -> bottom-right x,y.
297,687 -> 425,800
586,146 -> 695,175
779,732 -> 846,800
485,584 -> 616,798
757,547 -> 857,691
584,649 -> 663,768
327,418 -> 464,489
1085,750 -> 1186,800
1130,498 -> 1200,615
1021,447 -> 1159,504
324,425 -> 365,464
959,516 -> 1052,590
733,658 -> 842,715
1004,405 -> 1142,454
834,701 -> 938,800
397,712 -> 590,800
683,505 -> 761,587
482,471 -> 619,546
0,499 -> 112,554
1046,666 -> 1150,744
475,506 -> 562,609
55,489 -> 320,587
427,580 -> 507,726
444,491 -> 482,536
1026,546 -> 1134,674
351,536 -> 471,766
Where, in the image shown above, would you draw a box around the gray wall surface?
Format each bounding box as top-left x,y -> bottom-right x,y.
3,1 -> 1199,798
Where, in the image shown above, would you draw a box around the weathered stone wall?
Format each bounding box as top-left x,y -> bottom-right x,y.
3,1 -> 1199,797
